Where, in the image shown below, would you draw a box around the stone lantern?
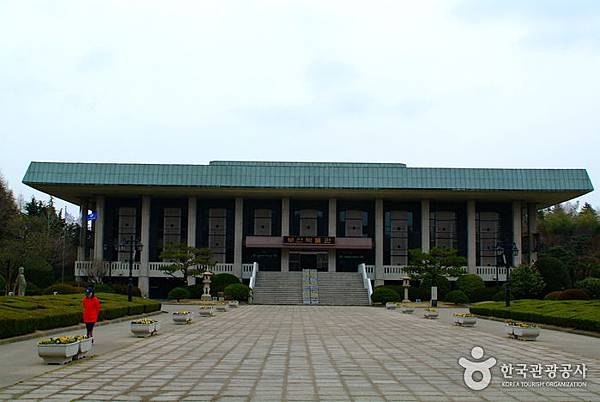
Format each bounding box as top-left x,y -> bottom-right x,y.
402,276 -> 411,303
201,271 -> 214,301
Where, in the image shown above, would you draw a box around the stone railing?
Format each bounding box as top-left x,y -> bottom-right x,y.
249,262 -> 259,290
360,264 -> 504,282
76,261 -> 241,279
242,263 -> 254,279
476,266 -> 507,281
358,263 -> 373,304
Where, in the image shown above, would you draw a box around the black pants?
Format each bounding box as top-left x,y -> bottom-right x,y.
85,322 -> 95,337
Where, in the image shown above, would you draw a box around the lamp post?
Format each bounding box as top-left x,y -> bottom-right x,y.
117,236 -> 143,302
496,241 -> 519,308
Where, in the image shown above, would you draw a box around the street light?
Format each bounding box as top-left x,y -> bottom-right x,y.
496,241 -> 519,307
117,235 -> 143,302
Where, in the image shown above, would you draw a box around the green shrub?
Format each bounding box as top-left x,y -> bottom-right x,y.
211,273 -> 240,294
92,283 -> 115,293
511,265 -> 545,299
544,288 -> 590,300
43,283 -> 85,295
456,274 -> 484,300
470,286 -> 497,302
24,257 -> 55,288
446,290 -> 470,304
26,282 -> 43,296
576,278 -> 600,299
168,287 -> 190,301
111,283 -> 142,297
408,287 -> 430,301
371,287 -> 400,304
535,256 -> 571,292
421,276 -> 450,300
186,284 -> 204,299
0,275 -> 5,292
224,283 -> 251,301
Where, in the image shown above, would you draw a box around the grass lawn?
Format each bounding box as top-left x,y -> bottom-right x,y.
470,299 -> 600,333
0,293 -> 161,339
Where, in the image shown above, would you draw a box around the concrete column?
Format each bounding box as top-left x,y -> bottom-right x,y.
78,199 -> 89,261
375,199 -> 384,287
93,196 -> 105,261
187,197 -> 197,248
138,196 -> 151,298
281,197 -> 290,272
233,197 -> 243,278
512,201 -> 522,267
421,199 -> 430,253
528,203 -> 538,264
467,200 -> 477,274
328,198 -> 336,272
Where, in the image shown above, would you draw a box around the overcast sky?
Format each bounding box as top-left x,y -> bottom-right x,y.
1,0 -> 598,212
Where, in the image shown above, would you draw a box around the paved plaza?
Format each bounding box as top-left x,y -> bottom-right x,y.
1,305 -> 599,401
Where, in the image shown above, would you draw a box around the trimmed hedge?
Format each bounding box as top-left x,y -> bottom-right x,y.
576,278 -> 600,299
0,293 -> 161,339
211,273 -> 241,294
42,284 -> 85,295
371,287 -> 400,304
168,287 -> 190,301
456,274 -> 484,300
544,288 -> 589,300
470,300 -> 600,333
224,283 -> 251,302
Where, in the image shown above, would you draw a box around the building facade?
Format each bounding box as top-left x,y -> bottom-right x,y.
23,161 -> 593,298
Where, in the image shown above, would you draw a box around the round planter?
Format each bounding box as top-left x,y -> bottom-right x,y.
453,316 -> 477,327
38,342 -> 79,364
198,307 -> 215,317
512,326 -> 540,341
385,303 -> 397,310
130,322 -> 159,338
172,313 -> 193,325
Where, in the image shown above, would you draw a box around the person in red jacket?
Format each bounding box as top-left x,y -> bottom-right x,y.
82,287 -> 101,339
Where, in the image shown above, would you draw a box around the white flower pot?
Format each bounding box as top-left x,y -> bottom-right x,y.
198,307 -> 215,317
512,326 -> 540,340
172,313 -> 193,324
130,322 -> 158,337
74,338 -> 93,359
386,303 -> 397,310
453,316 -> 477,327
215,305 -> 228,312
401,308 -> 414,314
38,342 -> 79,364
423,311 -> 439,319
505,324 -> 515,337
227,301 -> 239,308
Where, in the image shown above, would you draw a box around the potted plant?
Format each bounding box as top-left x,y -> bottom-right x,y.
214,303 -> 228,313
506,321 -> 540,340
130,318 -> 160,337
385,302 -> 397,310
400,303 -> 414,314
453,313 -> 477,327
198,306 -> 215,317
172,311 -> 193,324
227,300 -> 239,308
38,336 -> 80,364
74,335 -> 93,359
423,307 -> 439,319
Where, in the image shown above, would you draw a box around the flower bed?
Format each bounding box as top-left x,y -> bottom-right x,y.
37,335 -> 92,364
505,320 -> 540,340
453,313 -> 477,327
172,311 -> 193,324
130,318 -> 160,337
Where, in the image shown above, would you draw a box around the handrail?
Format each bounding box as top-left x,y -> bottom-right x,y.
249,261 -> 258,290
358,263 -> 373,305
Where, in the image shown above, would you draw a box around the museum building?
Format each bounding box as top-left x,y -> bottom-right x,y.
23,160 -> 593,299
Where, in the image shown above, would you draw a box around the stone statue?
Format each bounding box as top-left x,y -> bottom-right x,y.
13,267 -> 26,296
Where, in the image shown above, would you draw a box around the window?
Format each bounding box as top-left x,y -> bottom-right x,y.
163,208 -> 182,248
299,209 -> 318,236
209,208 -> 226,263
477,212 -> 501,266
390,210 -> 410,265
118,207 -> 136,262
430,211 -> 457,250
253,209 -> 272,236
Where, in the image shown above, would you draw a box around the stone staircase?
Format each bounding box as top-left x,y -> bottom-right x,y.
252,271 -> 370,305
317,272 -> 371,306
252,272 -> 303,305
